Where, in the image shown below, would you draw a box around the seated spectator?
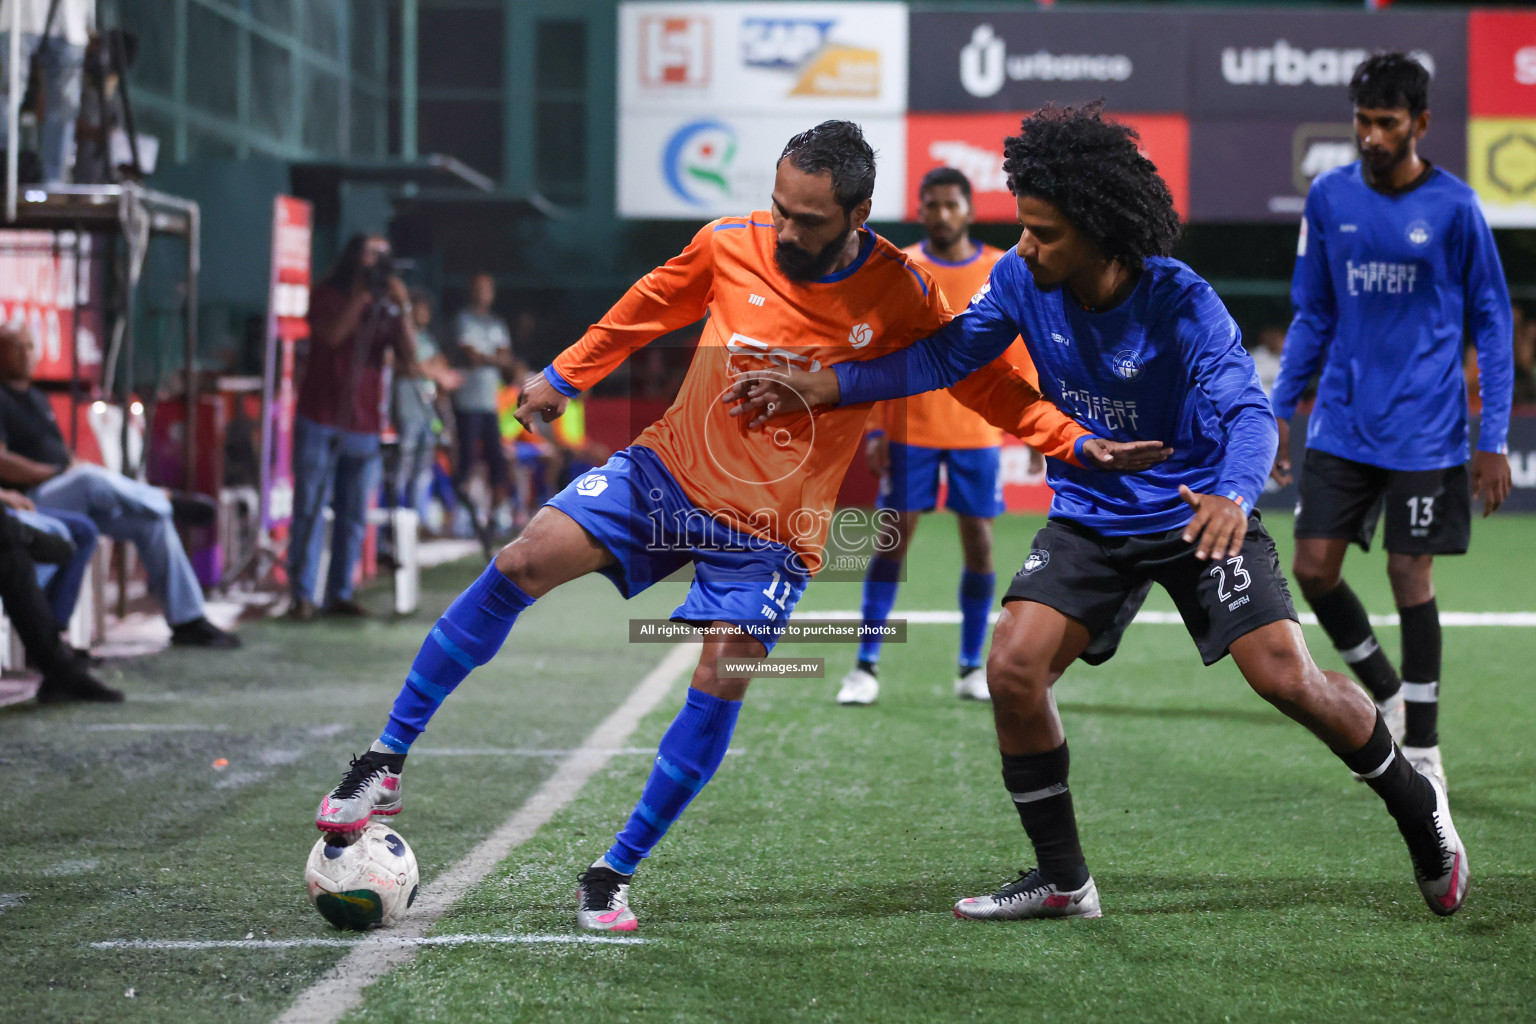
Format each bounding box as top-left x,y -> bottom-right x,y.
0,507 -> 121,703
288,234 -> 415,620
0,325 -> 238,648
1,487 -> 97,629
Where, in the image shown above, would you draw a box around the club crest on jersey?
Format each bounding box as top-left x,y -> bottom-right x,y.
1111,350 -> 1144,381
575,474 -> 608,497
1021,549 -> 1050,575
848,322 -> 872,348
1405,220 -> 1431,247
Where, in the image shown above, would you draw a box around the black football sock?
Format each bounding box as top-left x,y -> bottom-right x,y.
1001,744 -> 1089,890
1308,581 -> 1401,702
1398,598 -> 1441,748
856,659 -> 878,676
1340,715 -> 1435,825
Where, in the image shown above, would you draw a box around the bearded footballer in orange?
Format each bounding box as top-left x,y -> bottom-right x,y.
313,121 -> 1169,933
840,167 -> 1040,707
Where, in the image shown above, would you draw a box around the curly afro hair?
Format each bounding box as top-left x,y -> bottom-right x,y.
1002,103 -> 1181,269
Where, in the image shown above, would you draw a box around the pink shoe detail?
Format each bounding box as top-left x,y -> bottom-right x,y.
1438,850 -> 1464,910
382,777 -> 399,791
596,910 -> 625,924
1043,893 -> 1072,909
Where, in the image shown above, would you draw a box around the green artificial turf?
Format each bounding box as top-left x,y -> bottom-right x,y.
1,513 -> 1532,1024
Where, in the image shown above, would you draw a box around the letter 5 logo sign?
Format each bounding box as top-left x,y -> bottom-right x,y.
1468,11 -> 1536,226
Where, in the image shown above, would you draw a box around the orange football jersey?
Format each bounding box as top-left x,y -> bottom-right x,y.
877,242 -> 1038,449
549,214 -> 1088,573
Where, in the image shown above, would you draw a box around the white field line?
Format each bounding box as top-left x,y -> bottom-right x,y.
78,723 -> 230,732
810,610 -> 1536,627
273,643 -> 696,1024
409,746 -> 742,758
92,934 -> 644,951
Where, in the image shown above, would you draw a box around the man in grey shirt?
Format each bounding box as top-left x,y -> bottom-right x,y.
452,272 -> 514,520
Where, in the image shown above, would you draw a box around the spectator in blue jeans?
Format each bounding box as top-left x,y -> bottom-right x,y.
288,234 -> 416,621
2,490 -> 97,628
0,326 -> 237,649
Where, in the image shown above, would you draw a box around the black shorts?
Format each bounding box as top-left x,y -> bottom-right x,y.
1003,514 -> 1298,667
1294,449 -> 1470,556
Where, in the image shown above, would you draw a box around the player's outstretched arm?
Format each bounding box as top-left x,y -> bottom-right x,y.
1178,485 -> 1246,562
514,371 -> 570,430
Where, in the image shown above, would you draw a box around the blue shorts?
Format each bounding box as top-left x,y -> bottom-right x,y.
545,446 -> 808,653
878,443 -> 1004,518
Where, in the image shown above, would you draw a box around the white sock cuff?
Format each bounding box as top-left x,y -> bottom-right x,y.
1360,748 -> 1396,780
1402,681 -> 1439,702
1011,783 -> 1069,804
1337,637 -> 1380,664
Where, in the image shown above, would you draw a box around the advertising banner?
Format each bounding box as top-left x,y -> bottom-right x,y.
260,196 -> 312,531
0,229 -> 105,385
618,112 -> 907,219
1189,115 -> 1466,223
1187,11 -> 1465,119
618,2 -> 907,116
1467,11 -> 1536,227
906,111 -> 1188,222
908,10 -> 1186,114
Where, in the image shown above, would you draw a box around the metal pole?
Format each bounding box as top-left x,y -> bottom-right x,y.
401,0 -> 418,159
7,0 -> 22,222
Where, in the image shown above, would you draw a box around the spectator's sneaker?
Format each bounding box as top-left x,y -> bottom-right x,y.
36,664 -> 124,704
835,666 -> 879,705
954,666 -> 990,701
1403,772 -> 1468,916
285,599 -> 318,622
954,868 -> 1102,921
1404,744 -> 1447,792
315,751 -> 405,832
577,861 -> 637,932
171,617 -> 241,649
324,598 -> 371,619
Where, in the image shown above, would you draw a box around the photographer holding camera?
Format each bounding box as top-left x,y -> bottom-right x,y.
288,234 -> 417,621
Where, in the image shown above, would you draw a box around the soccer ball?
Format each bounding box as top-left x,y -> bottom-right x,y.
305,822 -> 420,930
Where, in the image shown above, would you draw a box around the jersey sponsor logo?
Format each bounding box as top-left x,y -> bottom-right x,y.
727,331 -> 822,373
1221,41 -> 1434,87
1021,548 -> 1050,575
1050,332 -> 1069,345
1405,220 -> 1432,247
1344,260 -> 1419,296
748,294 -> 766,307
662,120 -> 738,207
848,322 -> 873,348
1340,224 -> 1358,232
1056,380 -> 1143,432
740,18 -> 880,98
960,24 -> 1132,100
1111,350 -> 1144,382
1297,215 -> 1308,257
575,473 -> 608,498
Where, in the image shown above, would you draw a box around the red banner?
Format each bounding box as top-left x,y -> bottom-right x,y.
261,196 -> 312,531
906,111 -> 1189,223
0,230 -> 105,385
1469,10 -> 1536,117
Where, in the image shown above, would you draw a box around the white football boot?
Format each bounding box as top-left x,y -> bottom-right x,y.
315,751 -> 404,832
836,667 -> 879,705
577,860 -> 638,931
1405,772 -> 1468,916
954,666 -> 990,701
954,869 -> 1102,921
1404,743 -> 1447,792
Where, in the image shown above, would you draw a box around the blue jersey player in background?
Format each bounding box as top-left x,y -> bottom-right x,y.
732,104 -> 1468,921
1272,54 -> 1514,794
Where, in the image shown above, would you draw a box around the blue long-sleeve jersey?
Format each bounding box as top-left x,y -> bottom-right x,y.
1274,162 -> 1514,469
835,251 -> 1277,536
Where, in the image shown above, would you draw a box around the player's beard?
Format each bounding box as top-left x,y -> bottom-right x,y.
775,229 -> 851,282
1358,134 -> 1410,180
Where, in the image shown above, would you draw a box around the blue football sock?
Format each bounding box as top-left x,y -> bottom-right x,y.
379,562 -> 533,752
856,556 -> 903,665
958,569 -> 996,670
605,687 -> 742,875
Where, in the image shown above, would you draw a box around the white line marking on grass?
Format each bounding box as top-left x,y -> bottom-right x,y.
44,859 -> 100,877
408,745 -> 740,758
92,934 -> 645,951
0,893 -> 26,911
275,642 -> 696,1024
813,610 -> 1536,627
78,723 -> 230,732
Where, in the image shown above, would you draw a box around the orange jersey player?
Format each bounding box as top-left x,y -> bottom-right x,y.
312,122 -> 1165,935
837,168 -> 1039,708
